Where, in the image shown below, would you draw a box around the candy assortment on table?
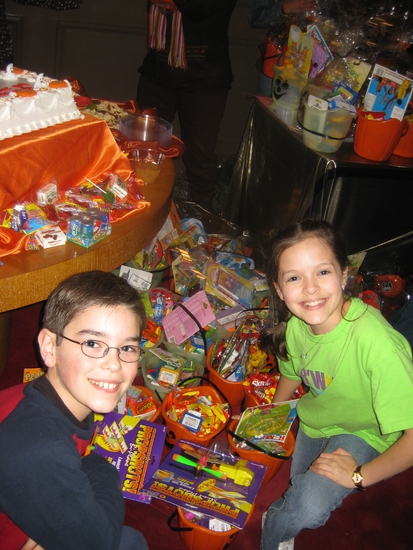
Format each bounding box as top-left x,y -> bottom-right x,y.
1,170 -> 148,250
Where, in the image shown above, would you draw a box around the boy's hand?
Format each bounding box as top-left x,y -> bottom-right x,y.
20,539 -> 45,550
309,448 -> 358,489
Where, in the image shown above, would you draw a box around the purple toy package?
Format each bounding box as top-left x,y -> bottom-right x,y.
142,439 -> 266,529
93,412 -> 166,503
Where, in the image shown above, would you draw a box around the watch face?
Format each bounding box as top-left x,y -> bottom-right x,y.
353,472 -> 363,483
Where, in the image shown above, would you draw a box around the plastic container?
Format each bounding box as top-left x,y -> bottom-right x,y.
140,349 -> 205,402
353,111 -> 409,162
119,114 -> 173,148
302,102 -> 355,153
175,504 -> 254,550
271,66 -> 307,128
206,346 -> 244,408
227,419 -> 295,485
392,119 -> 413,158
161,383 -> 229,446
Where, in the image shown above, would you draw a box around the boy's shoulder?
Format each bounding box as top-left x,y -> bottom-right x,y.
0,384 -> 26,424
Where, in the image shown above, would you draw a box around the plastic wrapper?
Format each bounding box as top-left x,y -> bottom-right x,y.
233,400 -> 298,455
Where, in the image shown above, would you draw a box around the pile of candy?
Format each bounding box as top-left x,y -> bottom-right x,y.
164,389 -> 230,438
123,386 -> 159,421
1,172 -> 147,250
243,372 -> 306,405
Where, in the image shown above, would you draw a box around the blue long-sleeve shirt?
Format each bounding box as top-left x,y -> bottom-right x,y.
0,377 -> 125,550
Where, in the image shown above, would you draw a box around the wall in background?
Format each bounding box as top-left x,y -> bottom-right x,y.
5,0 -> 266,159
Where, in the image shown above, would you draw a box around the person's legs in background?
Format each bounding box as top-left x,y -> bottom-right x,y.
177,87 -> 228,212
136,74 -> 178,124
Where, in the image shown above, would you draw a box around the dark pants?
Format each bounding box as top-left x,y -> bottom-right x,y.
137,74 -> 229,210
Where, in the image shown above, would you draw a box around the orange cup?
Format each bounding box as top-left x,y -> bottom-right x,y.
354,111 -> 408,162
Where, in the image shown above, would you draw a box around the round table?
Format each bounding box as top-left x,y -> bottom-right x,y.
0,157 -> 175,372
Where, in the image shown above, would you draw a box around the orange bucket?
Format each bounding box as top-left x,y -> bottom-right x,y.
227,419 -> 295,485
206,346 -> 245,407
242,389 -> 261,410
176,504 -> 254,550
161,384 -> 228,446
353,111 -> 408,162
393,119 -> 413,158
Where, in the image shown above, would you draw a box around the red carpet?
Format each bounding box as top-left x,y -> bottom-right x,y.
2,303 -> 413,550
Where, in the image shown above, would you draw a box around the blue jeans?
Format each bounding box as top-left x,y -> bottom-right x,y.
261,429 -> 380,550
119,526 -> 148,550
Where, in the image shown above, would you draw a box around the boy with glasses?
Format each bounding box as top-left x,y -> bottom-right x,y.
0,271 -> 148,550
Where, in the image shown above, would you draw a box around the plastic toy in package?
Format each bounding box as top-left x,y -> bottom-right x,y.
210,316 -> 269,382
284,25 -> 313,79
234,400 -> 298,454
205,261 -> 254,310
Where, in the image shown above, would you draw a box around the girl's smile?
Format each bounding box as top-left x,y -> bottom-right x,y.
274,237 -> 348,335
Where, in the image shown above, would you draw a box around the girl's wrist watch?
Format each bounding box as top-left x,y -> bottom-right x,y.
352,465 -> 365,491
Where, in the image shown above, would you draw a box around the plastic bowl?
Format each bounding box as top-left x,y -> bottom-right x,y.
119,114 -> 173,148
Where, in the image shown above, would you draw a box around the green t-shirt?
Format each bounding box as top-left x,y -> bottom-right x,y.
279,298 -> 413,453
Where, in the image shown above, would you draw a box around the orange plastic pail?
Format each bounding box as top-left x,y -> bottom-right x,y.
176,504 -> 254,550
227,419 -> 295,485
161,384 -> 228,446
393,120 -> 413,158
353,111 -> 408,162
206,346 -> 245,407
133,384 -> 162,422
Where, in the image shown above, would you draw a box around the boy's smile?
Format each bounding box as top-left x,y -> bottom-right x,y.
274,237 -> 348,335
41,305 -> 142,421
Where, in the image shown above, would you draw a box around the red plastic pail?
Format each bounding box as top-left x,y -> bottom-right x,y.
393,120 -> 413,158
354,111 -> 408,162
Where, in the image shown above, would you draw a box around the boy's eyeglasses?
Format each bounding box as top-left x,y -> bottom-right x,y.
59,334 -> 141,363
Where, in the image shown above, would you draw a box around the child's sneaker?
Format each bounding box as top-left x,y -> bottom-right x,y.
279,539 -> 294,550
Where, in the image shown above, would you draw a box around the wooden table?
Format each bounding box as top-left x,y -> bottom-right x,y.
0,158 -> 175,372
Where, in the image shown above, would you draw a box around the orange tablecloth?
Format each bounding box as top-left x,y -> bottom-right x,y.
0,115 -> 138,257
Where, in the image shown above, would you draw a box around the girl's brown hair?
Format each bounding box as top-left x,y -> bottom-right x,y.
260,219 -> 349,361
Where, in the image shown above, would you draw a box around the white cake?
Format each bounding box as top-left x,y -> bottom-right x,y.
0,65 -> 83,141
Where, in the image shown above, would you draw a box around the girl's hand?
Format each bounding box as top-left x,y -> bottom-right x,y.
282,0 -> 317,15
309,448 -> 358,489
20,539 -> 45,550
